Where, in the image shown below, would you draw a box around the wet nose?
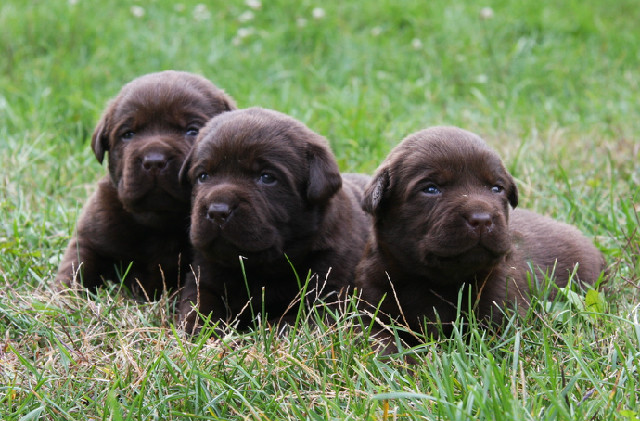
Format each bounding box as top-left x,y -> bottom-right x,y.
466,212 -> 493,233
142,152 -> 168,171
206,202 -> 233,225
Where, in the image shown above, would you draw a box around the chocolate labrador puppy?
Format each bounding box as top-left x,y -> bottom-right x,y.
355,126 -> 605,346
55,70 -> 236,298
178,107 -> 371,332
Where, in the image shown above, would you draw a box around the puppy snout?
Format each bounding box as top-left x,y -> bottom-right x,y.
206,202 -> 234,225
142,152 -> 169,171
465,212 -> 493,233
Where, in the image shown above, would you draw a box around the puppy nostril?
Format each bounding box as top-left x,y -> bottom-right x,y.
466,212 -> 493,231
142,152 -> 169,171
206,203 -> 233,224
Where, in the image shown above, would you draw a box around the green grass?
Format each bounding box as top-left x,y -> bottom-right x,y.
1,0 -> 639,419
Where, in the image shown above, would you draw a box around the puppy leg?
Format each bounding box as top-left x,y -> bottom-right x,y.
55,236 -> 105,290
178,272 -> 227,335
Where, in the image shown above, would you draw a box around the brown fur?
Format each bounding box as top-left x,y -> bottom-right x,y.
55,71 -> 236,298
178,107 -> 371,332
355,126 -> 605,346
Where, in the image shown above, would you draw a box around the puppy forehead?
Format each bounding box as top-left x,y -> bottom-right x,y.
198,109 -> 316,157
392,127 -> 506,180
198,137 -> 301,169
194,118 -> 310,170
117,89 -> 208,122
113,75 -> 221,125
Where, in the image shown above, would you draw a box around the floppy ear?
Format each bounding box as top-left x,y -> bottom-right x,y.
506,173 -> 519,208
306,143 -> 342,204
90,102 -> 116,164
91,121 -> 110,164
362,166 -> 390,214
178,147 -> 195,187
220,92 -> 237,111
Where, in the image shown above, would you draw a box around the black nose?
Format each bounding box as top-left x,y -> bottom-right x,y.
142,152 -> 168,171
206,202 -> 233,225
466,212 -> 493,232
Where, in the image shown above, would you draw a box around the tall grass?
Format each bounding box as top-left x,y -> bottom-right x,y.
1,1 -> 639,420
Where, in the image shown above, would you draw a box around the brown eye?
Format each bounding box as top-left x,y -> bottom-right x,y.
258,173 -> 277,185
122,131 -> 135,141
422,184 -> 441,195
197,172 -> 209,183
491,185 -> 504,193
186,127 -> 199,137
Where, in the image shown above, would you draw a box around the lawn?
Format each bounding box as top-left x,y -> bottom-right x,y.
1,0 -> 639,419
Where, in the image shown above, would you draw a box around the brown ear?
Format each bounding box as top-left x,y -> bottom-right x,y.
362,166 -> 390,214
307,143 -> 342,204
90,102 -> 115,164
179,146 -> 195,187
220,92 -> 237,111
91,121 -> 109,164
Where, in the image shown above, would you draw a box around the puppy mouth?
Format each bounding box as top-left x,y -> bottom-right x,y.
201,234 -> 276,253
195,235 -> 283,265
433,244 -> 502,263
121,188 -> 189,213
424,244 -> 504,279
192,220 -> 281,258
118,169 -> 190,210
426,243 -> 504,263
428,234 -> 507,258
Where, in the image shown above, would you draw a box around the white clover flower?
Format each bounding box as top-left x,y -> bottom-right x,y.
174,4 -> 186,12
371,26 -> 383,37
297,17 -> 308,28
480,7 -> 494,20
476,74 -> 489,83
377,71 -> 390,80
411,38 -> 423,50
237,27 -> 254,38
312,7 -> 326,19
68,0 -> 79,6
238,11 -> 255,22
232,27 -> 255,45
193,4 -> 211,21
130,5 -> 145,18
246,0 -> 262,10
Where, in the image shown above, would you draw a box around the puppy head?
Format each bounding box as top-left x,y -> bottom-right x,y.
180,107 -> 342,265
363,126 -> 518,282
90,71 -> 236,224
